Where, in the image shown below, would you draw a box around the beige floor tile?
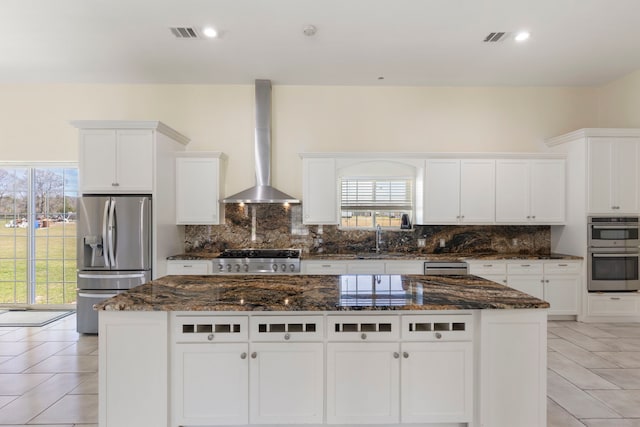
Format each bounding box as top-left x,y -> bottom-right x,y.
0,373 -> 53,394
0,395 -> 17,409
69,373 -> 98,395
30,394 -> 98,424
583,420 -> 640,427
549,353 -> 619,390
55,339 -> 99,356
25,355 -> 98,374
0,355 -> 13,363
0,372 -> 91,424
548,331 -> 560,339
550,328 -> 614,352
596,338 -> 640,352
596,352 -> 640,368
0,341 -> 43,356
592,369 -> 640,389
594,326 -> 640,338
548,338 -> 619,369
27,329 -> 82,342
587,390 -> 640,417
547,398 -> 585,427
0,341 -> 74,373
547,370 -> 621,419
564,323 -> 618,338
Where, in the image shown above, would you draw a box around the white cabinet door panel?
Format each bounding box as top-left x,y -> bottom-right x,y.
424,159 -> 461,224
507,276 -> 544,300
80,130 -> 117,192
545,276 -> 580,315
303,158 -> 338,224
460,159 -> 495,223
176,156 -> 222,224
115,130 -> 153,191
496,159 -> 530,223
531,159 -> 565,223
614,139 -> 640,213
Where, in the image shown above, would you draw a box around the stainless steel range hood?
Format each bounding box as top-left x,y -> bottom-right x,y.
223,79 -> 300,204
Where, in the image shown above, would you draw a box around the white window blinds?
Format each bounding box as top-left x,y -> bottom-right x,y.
341,178 -> 413,211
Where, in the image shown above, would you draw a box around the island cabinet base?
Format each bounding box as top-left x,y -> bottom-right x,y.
99,309 -> 547,427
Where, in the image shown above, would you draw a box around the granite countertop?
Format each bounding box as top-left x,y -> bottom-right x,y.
95,274 -> 550,312
168,252 -> 582,261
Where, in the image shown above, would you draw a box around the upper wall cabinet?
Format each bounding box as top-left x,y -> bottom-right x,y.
495,159 -> 565,224
302,157 -> 339,225
176,153 -> 226,225
588,138 -> 640,214
79,129 -> 153,193
423,159 -> 495,224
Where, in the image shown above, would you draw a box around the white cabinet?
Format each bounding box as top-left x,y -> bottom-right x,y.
506,262 -> 545,300
250,342 -> 324,424
173,343 -> 249,426
588,138 -> 640,214
99,311 -> 169,427
347,261 -> 385,274
79,129 -> 153,193
424,159 -> 495,224
303,261 -> 348,275
302,259 -> 426,275
588,293 -> 640,316
384,260 -> 425,274
326,342 -> 400,424
166,260 -> 212,275
302,157 -> 338,224
176,154 -> 225,225
496,159 -> 565,224
467,261 -> 508,286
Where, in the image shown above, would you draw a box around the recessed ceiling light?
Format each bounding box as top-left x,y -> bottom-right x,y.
515,31 -> 530,42
202,27 -> 218,38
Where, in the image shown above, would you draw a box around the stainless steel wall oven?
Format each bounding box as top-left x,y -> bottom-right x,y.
588,216 -> 640,292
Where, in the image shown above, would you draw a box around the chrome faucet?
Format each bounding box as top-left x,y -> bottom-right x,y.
375,224 -> 383,253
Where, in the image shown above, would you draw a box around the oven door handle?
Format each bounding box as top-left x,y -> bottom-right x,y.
592,253 -> 640,257
592,225 -> 639,229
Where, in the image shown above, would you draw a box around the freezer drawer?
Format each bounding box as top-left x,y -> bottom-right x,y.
77,290 -> 128,334
77,270 -> 150,290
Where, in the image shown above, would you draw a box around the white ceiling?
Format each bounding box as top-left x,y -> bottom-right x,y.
2,0 -> 640,86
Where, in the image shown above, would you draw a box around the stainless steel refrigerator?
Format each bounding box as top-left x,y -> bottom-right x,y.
76,195 -> 152,333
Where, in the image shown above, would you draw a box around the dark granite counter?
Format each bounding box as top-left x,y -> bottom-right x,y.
95,274 -> 549,312
168,252 -> 582,261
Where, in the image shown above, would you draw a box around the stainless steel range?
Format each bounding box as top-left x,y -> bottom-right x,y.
215,249 -> 301,274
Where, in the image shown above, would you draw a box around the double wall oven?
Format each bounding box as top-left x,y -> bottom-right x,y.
588,216 -> 640,292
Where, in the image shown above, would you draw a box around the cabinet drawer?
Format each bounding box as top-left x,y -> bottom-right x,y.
173,315 -> 248,342
303,262 -> 348,275
402,314 -> 472,341
543,261 -> 581,275
327,315 -> 399,341
588,294 -> 639,316
348,261 -> 386,274
385,261 -> 424,274
250,316 -> 324,342
166,260 -> 212,275
507,262 -> 543,275
468,262 -> 506,276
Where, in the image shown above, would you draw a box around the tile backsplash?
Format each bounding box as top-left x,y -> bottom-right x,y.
184,204 -> 550,255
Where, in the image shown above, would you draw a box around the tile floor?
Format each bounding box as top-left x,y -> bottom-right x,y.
1,316 -> 639,426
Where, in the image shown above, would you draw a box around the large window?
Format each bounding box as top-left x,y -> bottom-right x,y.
340,178 -> 413,228
0,165 -> 78,306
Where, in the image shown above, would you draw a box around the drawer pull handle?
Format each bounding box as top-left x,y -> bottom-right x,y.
435,332 -> 442,339
403,352 -> 410,358
393,352 -> 400,359
240,352 -> 247,359
284,333 -> 291,340
183,265 -> 193,268
361,333 -> 367,340
207,334 -> 214,341
251,352 -> 257,359
483,264 -> 493,267
322,265 -> 331,268
521,264 -> 531,267
558,264 -> 568,267
610,297 -> 621,300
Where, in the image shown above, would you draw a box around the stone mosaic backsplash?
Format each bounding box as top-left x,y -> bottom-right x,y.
184,204 -> 551,255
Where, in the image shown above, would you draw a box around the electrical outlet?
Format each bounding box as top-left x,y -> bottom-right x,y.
439,238 -> 446,248
512,238 -> 518,245
417,238 -> 426,247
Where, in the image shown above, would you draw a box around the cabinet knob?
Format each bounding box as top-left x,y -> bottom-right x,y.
240,352 -> 247,359
532,215 -> 536,219
207,334 -> 214,341
540,279 -> 545,283
403,352 -> 410,358
393,352 -> 400,359
434,333 -> 442,339
545,279 -> 550,283
361,333 -> 367,340
284,333 -> 291,340
251,352 -> 257,359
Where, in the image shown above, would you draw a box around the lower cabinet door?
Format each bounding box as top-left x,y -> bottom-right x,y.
249,342 -> 324,424
172,343 -> 249,426
400,341 -> 473,423
507,275 -> 545,300
326,342 -> 399,424
544,276 -> 580,315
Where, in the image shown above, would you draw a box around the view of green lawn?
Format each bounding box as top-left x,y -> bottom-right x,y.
0,219 -> 76,305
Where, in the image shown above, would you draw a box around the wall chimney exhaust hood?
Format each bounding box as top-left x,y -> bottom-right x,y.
223,79 -> 300,204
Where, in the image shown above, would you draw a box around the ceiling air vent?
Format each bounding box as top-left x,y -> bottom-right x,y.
170,27 -> 201,39
483,32 -> 508,43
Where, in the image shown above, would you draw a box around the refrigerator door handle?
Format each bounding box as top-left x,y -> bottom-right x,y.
78,292 -> 119,299
102,200 -> 110,268
108,198 -> 116,267
78,273 -> 147,280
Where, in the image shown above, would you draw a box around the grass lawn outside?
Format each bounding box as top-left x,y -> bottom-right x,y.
0,219 -> 77,305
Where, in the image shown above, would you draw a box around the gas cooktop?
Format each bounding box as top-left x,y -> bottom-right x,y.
218,249 -> 301,259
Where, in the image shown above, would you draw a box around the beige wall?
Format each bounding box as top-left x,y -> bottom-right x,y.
597,69 -> 640,127
0,83 -> 597,198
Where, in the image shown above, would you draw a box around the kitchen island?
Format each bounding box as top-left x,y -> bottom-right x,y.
97,274 -> 549,427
